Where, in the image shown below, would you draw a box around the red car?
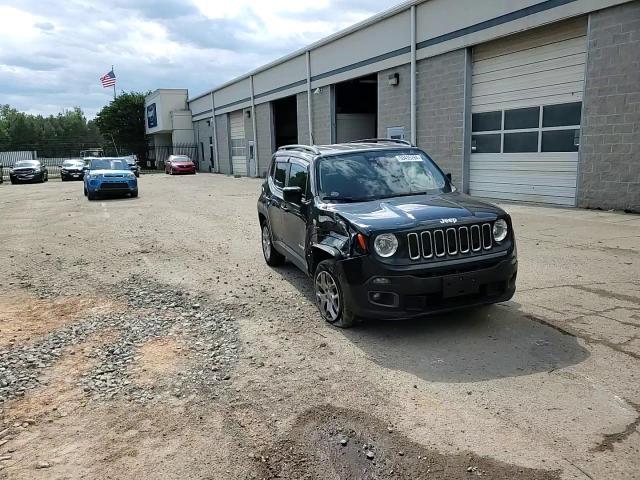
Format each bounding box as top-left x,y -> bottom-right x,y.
165,155 -> 196,175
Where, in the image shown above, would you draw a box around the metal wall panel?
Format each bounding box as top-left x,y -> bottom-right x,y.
189,95 -> 212,117
469,18 -> 587,206
229,110 -> 247,176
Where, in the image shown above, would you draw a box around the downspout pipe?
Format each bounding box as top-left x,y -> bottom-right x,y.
306,50 -> 314,145
250,75 -> 259,177
210,91 -> 219,173
410,5 -> 417,146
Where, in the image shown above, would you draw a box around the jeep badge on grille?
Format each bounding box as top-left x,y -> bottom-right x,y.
440,218 -> 458,224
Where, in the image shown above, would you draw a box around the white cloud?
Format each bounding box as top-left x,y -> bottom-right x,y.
0,0 -> 399,117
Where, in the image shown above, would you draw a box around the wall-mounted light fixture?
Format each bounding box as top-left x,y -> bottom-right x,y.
388,73 -> 400,87
313,87 -> 322,95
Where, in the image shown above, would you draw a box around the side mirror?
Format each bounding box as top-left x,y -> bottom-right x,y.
283,186 -> 303,203
446,173 -> 452,183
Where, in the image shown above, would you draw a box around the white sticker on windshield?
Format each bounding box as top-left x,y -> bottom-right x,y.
396,154 -> 423,163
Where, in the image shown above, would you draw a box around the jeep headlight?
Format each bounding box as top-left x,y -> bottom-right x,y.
374,233 -> 398,258
493,219 -> 508,243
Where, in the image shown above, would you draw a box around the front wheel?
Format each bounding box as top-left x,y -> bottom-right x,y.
87,190 -> 97,200
261,223 -> 285,266
314,260 -> 356,328
130,190 -> 138,198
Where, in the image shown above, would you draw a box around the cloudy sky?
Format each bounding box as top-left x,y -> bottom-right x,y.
0,0 -> 398,118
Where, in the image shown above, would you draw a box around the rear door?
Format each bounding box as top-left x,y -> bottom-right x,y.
281,159 -> 310,264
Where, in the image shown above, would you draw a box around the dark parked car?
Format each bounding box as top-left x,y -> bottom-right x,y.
123,155 -> 140,177
257,140 -> 517,328
9,160 -> 48,184
60,159 -> 85,181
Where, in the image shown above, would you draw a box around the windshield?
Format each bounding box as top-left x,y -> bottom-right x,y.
317,149 -> 450,201
62,160 -> 84,167
90,159 -> 128,170
172,156 -> 191,162
14,161 -> 39,168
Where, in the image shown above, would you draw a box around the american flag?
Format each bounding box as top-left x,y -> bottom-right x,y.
100,69 -> 116,88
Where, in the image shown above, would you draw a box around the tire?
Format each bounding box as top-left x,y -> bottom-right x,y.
83,185 -> 87,196
61,177 -> 66,182
261,223 -> 285,267
87,190 -> 97,201
314,260 -> 356,328
44,173 -> 48,182
131,191 -> 138,198
10,179 -> 16,185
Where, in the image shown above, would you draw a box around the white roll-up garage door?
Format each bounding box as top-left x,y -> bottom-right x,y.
470,18 -> 587,206
229,110 -> 247,176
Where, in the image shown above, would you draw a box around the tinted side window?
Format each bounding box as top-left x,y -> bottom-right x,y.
273,161 -> 288,188
288,163 -> 308,197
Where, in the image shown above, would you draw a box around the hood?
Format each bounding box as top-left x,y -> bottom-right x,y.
89,169 -> 133,176
323,192 -> 505,232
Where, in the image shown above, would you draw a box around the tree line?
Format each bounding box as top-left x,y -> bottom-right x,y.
0,92 -> 147,160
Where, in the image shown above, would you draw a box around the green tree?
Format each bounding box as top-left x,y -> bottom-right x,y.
0,105 -> 103,158
94,92 -> 147,159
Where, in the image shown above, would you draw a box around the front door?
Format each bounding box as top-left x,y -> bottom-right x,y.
281,160 -> 310,263
267,159 -> 290,244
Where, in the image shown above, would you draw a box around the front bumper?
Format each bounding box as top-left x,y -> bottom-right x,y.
10,173 -> 43,183
171,166 -> 196,174
88,178 -> 137,194
61,170 -> 84,180
335,251 -> 517,320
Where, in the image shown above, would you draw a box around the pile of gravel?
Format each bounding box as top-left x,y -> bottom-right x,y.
0,276 -> 238,404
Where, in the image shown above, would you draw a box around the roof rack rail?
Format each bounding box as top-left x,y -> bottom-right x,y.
277,144 -> 321,155
348,138 -> 413,146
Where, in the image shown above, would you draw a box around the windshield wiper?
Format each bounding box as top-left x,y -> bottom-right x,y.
321,196 -> 373,203
379,191 -> 430,199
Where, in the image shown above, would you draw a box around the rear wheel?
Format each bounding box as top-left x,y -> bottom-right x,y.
314,260 -> 356,328
261,223 -> 285,266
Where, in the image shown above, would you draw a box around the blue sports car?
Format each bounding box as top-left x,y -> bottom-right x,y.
83,158 -> 138,200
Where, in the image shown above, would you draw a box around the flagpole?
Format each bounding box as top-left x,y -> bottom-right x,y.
112,65 -> 116,100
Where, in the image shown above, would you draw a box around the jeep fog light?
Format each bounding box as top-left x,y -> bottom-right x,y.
374,233 -> 398,258
493,219 -> 508,243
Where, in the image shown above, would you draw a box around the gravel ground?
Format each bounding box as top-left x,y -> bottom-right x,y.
0,174 -> 638,479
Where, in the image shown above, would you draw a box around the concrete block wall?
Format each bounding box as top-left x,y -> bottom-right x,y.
416,49 -> 466,184
378,63 -> 412,140
312,87 -> 332,145
255,102 -> 273,177
297,92 -> 310,145
215,114 -> 231,175
578,1 -> 640,212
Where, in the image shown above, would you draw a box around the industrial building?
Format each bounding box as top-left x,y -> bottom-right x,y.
145,0 -> 640,211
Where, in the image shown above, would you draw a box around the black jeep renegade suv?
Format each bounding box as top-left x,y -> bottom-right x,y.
257,140 -> 517,328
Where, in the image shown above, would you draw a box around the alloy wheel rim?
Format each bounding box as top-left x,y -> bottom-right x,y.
262,225 -> 271,259
315,271 -> 340,322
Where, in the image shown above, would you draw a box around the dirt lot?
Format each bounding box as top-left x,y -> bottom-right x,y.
0,174 -> 638,479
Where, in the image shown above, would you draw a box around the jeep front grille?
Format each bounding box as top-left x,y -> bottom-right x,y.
407,223 -> 493,260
